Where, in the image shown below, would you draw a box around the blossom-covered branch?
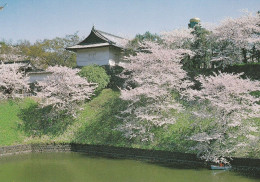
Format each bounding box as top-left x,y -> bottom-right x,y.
117,38 -> 194,141
36,66 -> 96,117
0,63 -> 30,99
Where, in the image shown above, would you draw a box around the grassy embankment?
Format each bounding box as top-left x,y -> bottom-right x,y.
0,89 -> 196,152
0,63 -> 259,158
0,89 -> 129,146
1,88 -> 259,159
0,99 -> 29,146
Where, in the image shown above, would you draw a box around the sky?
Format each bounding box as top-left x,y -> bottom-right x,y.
0,0 -> 259,43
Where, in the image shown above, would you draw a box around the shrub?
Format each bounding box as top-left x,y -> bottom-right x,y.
103,65 -> 125,90
79,64 -> 110,93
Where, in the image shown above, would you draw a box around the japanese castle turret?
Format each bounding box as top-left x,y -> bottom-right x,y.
67,26 -> 127,66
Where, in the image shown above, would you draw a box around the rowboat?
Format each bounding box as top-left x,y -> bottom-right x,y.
211,165 -> 232,170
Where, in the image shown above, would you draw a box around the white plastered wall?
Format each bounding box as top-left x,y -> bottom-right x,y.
76,47 -> 110,66
108,47 -> 122,66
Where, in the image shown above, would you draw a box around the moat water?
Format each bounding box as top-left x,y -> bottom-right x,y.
0,153 -> 258,182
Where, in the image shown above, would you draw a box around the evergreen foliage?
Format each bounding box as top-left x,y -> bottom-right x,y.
79,65 -> 110,94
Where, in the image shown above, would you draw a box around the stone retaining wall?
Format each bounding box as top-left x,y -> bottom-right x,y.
0,144 -> 71,157
0,144 -> 32,156
0,143 -> 259,173
70,144 -> 204,168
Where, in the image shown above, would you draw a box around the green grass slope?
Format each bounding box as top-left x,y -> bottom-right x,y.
56,89 -> 129,146
0,99 -> 34,146
0,89 -> 129,147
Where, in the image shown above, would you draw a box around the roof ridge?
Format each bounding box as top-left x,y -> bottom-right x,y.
95,29 -> 126,40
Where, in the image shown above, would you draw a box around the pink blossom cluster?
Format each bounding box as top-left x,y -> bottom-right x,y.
36,66 -> 96,116
161,28 -> 194,48
117,40 -> 194,141
213,12 -> 260,50
186,72 -> 260,163
0,63 -> 96,118
211,12 -> 260,65
0,63 -> 30,99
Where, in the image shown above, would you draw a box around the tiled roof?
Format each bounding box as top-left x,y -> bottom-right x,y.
94,29 -> 126,48
67,26 -> 127,50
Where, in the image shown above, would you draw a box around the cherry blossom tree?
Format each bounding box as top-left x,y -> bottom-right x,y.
186,72 -> 260,163
161,28 -> 194,49
36,66 -> 96,117
116,15 -> 260,160
117,32 -> 194,141
0,62 -> 30,99
211,11 -> 260,65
